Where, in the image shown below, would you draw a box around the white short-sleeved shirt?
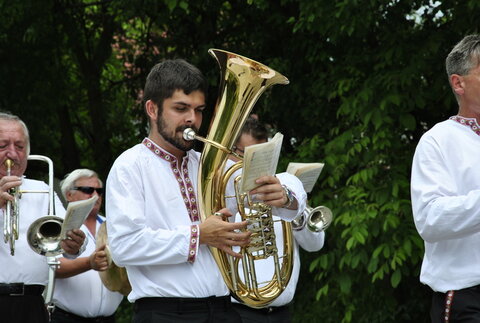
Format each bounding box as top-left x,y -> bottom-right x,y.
53,215 -> 123,317
0,178 -> 66,285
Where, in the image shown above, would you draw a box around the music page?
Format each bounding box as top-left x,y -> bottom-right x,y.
240,132 -> 284,192
286,162 -> 324,193
60,195 -> 98,239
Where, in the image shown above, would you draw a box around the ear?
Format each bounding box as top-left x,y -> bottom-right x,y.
450,74 -> 465,96
65,191 -> 73,201
145,100 -> 159,121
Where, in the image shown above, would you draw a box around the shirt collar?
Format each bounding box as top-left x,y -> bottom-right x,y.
142,137 -> 189,164
449,115 -> 480,136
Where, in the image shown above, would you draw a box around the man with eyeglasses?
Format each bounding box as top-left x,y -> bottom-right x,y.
50,169 -> 123,323
229,116 -> 325,323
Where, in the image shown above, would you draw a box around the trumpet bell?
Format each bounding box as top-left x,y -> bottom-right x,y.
26,216 -> 64,256
307,206 -> 333,232
96,222 -> 131,296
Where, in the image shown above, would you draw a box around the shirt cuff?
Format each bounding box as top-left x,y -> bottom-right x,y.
187,225 -> 200,263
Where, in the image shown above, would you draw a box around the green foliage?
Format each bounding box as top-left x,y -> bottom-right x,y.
2,0 -> 480,322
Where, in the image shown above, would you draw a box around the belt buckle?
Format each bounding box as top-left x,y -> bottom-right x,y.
10,283 -> 25,296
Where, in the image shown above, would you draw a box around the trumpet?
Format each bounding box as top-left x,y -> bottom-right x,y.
292,204 -> 333,232
3,159 -> 20,255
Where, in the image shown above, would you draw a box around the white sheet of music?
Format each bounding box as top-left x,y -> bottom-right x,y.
240,132 -> 283,192
286,162 -> 324,193
60,195 -> 98,239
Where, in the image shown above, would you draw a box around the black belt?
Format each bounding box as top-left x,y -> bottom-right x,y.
0,283 -> 44,296
134,295 -> 232,313
54,307 -> 115,323
232,302 -> 290,314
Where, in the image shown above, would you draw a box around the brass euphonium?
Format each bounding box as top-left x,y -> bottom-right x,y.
183,49 -> 291,308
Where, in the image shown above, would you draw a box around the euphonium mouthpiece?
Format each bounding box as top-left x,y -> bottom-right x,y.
183,128 -> 196,141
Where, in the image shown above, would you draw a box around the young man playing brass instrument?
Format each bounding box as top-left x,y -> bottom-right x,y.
106,58 -> 306,323
0,112 -> 85,323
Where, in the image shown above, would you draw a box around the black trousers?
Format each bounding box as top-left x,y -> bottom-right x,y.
0,294 -> 49,323
50,306 -> 116,323
133,296 -> 242,323
232,302 -> 292,323
431,285 -> 480,323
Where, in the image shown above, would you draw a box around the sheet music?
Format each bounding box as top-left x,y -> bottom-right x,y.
240,132 -> 283,192
60,195 -> 98,239
286,162 -> 324,193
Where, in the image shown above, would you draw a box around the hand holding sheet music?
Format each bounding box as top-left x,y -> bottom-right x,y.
240,132 -> 284,192
60,195 -> 98,239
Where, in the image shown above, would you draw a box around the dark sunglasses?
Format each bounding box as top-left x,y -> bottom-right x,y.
72,186 -> 104,195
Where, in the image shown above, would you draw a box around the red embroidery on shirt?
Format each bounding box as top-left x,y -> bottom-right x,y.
142,138 -> 200,222
187,225 -> 199,263
444,290 -> 454,322
449,116 -> 480,136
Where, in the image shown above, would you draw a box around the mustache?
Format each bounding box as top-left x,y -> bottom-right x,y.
2,158 -> 19,167
176,125 -> 199,134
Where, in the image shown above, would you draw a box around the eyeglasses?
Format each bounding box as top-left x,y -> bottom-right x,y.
232,146 -> 245,157
72,186 -> 104,195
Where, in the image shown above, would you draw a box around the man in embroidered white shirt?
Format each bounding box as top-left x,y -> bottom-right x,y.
106,59 -> 306,323
411,34 -> 480,322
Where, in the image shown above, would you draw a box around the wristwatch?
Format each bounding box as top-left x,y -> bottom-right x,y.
282,185 -> 294,208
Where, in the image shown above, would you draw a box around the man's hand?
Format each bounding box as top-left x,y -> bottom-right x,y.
0,175 -> 22,208
61,229 -> 86,255
89,244 -> 109,271
199,208 -> 251,258
250,175 -> 297,209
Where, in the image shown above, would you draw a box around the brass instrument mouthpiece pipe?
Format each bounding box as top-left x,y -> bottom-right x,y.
4,159 -> 14,175
183,128 -> 231,154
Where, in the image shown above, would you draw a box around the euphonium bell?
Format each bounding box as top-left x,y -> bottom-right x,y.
185,49 -> 291,308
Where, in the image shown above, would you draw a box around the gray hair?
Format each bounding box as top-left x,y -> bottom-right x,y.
60,168 -> 103,199
0,112 -> 30,155
446,34 -> 480,77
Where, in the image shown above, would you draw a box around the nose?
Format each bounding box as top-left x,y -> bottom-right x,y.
5,144 -> 19,161
185,109 -> 197,125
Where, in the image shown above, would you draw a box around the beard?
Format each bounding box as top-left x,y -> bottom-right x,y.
157,115 -> 197,152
